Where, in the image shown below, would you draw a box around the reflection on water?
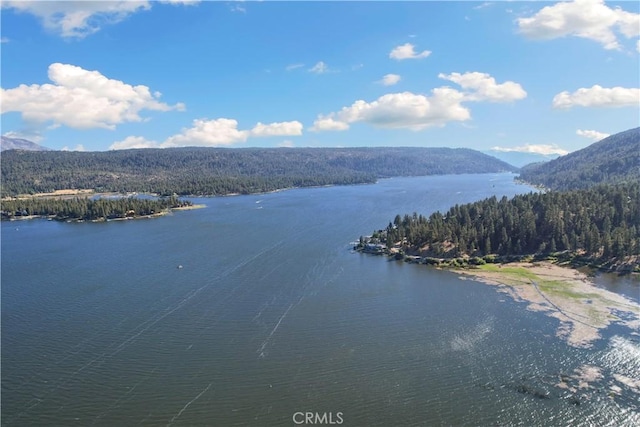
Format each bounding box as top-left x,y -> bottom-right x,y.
2,174 -> 638,426
451,316 -> 495,352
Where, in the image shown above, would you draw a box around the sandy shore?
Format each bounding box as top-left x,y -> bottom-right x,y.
457,262 -> 639,348
171,204 -> 206,211
3,190 -> 147,201
5,204 -> 205,222
3,189 -> 96,200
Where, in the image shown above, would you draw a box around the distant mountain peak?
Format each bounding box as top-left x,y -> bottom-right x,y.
1,136 -> 51,151
483,150 -> 560,168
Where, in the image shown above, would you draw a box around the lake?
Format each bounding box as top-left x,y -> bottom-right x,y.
2,173 -> 638,426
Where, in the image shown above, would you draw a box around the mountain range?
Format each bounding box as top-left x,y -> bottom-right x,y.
3,126 -> 637,195
0,146 -> 516,197
483,150 -> 560,168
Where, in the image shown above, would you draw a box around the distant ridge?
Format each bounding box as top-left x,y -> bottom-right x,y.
1,136 -> 50,152
484,150 -> 560,168
518,127 -> 640,190
0,146 -> 516,197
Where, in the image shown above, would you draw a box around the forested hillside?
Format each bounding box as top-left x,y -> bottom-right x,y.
518,127 -> 639,190
0,147 -> 515,197
1,196 -> 192,222
365,182 -> 639,264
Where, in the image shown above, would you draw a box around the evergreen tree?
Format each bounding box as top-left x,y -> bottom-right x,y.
374,182 -> 639,263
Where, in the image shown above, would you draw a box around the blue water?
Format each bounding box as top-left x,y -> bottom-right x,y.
2,173 -> 638,426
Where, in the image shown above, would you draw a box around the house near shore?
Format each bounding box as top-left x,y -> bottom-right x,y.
364,243 -> 387,254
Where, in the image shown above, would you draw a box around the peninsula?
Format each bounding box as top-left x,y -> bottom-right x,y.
356,128 -> 640,348
355,183 -> 639,348
0,195 -> 200,222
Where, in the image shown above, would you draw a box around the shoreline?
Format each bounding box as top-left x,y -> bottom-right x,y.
450,262 -> 638,348
2,180 -> 386,201
168,204 -> 206,211
2,173 -> 521,201
357,245 -> 639,348
3,204 -> 206,223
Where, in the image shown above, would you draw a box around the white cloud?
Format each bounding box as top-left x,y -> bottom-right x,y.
490,144 -> 569,156
109,118 -> 303,149
380,74 -> 401,86
1,37 -> 9,43
229,4 -> 246,13
250,121 -> 303,137
2,1 -> 152,39
310,117 -> 350,132
162,118 -> 249,148
286,63 -> 304,71
389,43 -> 431,60
438,72 -> 527,102
278,140 -> 294,148
2,1 -> 200,39
158,0 -> 201,5
61,144 -> 86,152
576,129 -> 610,141
1,63 -> 184,130
552,85 -> 640,108
222,0 -> 245,13
312,71 -> 526,133
517,0 -> 640,50
312,89 -> 470,132
110,136 -> 159,150
473,2 -> 493,10
309,61 -> 328,74
637,40 -> 640,53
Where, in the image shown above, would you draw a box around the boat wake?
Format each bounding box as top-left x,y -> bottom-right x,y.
257,302 -> 297,358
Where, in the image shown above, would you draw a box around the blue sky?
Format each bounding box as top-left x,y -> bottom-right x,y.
1,1 -> 639,154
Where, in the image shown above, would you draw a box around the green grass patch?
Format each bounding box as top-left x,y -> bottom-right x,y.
477,264 -> 606,302
477,264 -> 539,281
537,280 -> 583,299
586,306 -> 605,323
536,280 -> 604,302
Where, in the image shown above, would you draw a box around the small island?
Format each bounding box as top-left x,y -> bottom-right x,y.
0,194 -> 201,222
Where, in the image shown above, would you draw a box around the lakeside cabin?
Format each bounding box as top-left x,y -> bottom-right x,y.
363,243 -> 387,254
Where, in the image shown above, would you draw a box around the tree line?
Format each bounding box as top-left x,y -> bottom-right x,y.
1,196 -> 192,221
0,147 -> 515,197
370,182 -> 639,262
